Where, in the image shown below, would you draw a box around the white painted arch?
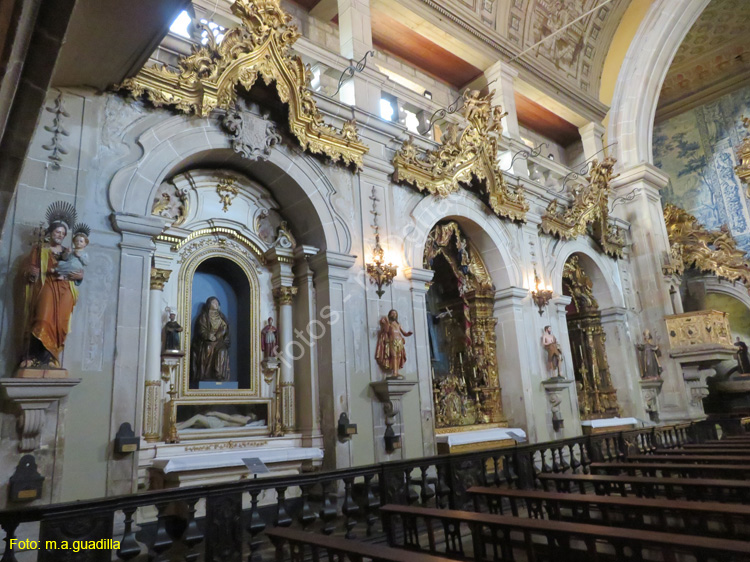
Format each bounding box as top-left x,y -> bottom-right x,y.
607,0 -> 710,169
108,114 -> 352,253
402,191 -> 523,289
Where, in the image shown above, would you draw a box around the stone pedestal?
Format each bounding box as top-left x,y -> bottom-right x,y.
671,345 -> 736,420
370,379 -> 417,454
542,378 -> 574,434
639,378 -> 664,423
0,378 -> 80,451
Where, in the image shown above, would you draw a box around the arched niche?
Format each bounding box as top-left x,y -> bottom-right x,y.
108,115 -> 351,252
562,252 -> 622,420
176,234 -> 263,397
190,257 -> 252,390
404,191 -> 522,288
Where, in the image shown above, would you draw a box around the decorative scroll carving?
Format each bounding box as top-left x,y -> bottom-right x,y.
665,310 -> 732,349
736,116 -> 750,196
392,90 -> 528,222
152,181 -> 188,224
663,203 -> 750,291
541,157 -> 624,258
116,0 -> 367,169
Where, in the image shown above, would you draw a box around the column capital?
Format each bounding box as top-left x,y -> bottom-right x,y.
484,60 -> 519,83
309,251 -> 357,282
494,286 -> 529,302
273,286 -> 298,306
403,267 -> 434,287
578,122 -> 605,138
610,162 -> 670,191
150,268 -> 171,291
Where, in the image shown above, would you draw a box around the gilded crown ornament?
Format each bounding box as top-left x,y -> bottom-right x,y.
541,156 -> 624,258
664,203 -> 750,291
392,90 -> 528,222
115,0 -> 367,169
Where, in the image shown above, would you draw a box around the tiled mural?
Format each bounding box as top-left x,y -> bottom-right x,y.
654,84 -> 750,251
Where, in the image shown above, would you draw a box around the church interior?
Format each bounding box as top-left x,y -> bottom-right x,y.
1,0 -> 750,559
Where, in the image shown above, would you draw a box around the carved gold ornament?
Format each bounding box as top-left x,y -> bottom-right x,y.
541,157 -> 624,258
736,116 -> 750,196
216,178 -> 239,212
392,90 -> 528,222
663,203 -> 750,291
116,0 -> 368,169
664,310 -> 732,349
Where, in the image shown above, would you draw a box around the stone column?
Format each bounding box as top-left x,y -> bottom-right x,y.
266,246 -> 296,432
309,251 -> 357,469
337,0 -> 380,114
109,213 -> 167,496
578,122 -> 605,162
485,60 -> 527,177
293,245 -> 322,447
599,306 -> 644,419
610,164 -> 690,421
274,285 -> 297,431
143,268 -> 170,442
493,287 -> 536,435
403,266 -> 435,457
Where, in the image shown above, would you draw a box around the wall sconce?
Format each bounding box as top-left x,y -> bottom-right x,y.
531,267 -> 553,316
366,188 -> 397,298
337,412 -> 358,440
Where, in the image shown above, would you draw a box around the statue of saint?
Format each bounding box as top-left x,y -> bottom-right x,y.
735,336 -> 750,374
176,410 -> 263,430
375,309 -> 413,379
164,312 -> 183,353
261,317 -> 278,358
542,326 -> 563,379
191,297 -> 231,382
636,330 -> 662,380
20,202 -> 83,369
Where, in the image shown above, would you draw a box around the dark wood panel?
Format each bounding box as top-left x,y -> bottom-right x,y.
370,10 -> 482,88
515,92 -> 580,146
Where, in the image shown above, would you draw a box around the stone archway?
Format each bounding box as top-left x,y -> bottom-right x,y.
608,0 -> 710,168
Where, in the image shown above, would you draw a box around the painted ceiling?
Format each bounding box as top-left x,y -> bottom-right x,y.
658,0 -> 750,118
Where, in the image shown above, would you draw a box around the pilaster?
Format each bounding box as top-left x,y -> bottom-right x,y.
485,60 -> 527,177
578,122 -> 605,161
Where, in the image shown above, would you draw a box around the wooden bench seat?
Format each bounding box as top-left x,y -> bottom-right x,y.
265,527 -> 455,562
467,486 -> 750,539
682,443 -> 750,449
590,461 -> 750,479
627,454 -> 750,463
654,448 -> 750,455
380,503 -> 750,561
538,472 -> 750,502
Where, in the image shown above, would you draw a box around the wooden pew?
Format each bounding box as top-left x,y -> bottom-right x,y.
380,503 -> 750,562
265,527 -> 454,562
627,454 -> 750,463
590,461 -> 750,479
537,472 -> 750,502
682,443 -> 750,449
467,486 -> 750,539
654,448 -> 750,455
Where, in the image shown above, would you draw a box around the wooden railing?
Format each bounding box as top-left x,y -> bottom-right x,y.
0,418 -> 738,562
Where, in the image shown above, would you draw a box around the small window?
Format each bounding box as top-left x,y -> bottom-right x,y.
170,10 -> 192,38
380,98 -> 395,122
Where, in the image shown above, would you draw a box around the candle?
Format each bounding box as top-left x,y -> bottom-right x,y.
579,345 -> 583,358
459,353 -> 463,365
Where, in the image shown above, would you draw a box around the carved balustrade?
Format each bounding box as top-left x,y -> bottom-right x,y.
0,418 -> 738,562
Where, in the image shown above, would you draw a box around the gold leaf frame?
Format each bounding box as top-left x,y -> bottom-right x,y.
116,0 -> 368,169
540,157 -> 624,258
392,90 -> 528,222
664,203 -> 750,292
424,221 -> 507,432
176,234 -> 263,400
